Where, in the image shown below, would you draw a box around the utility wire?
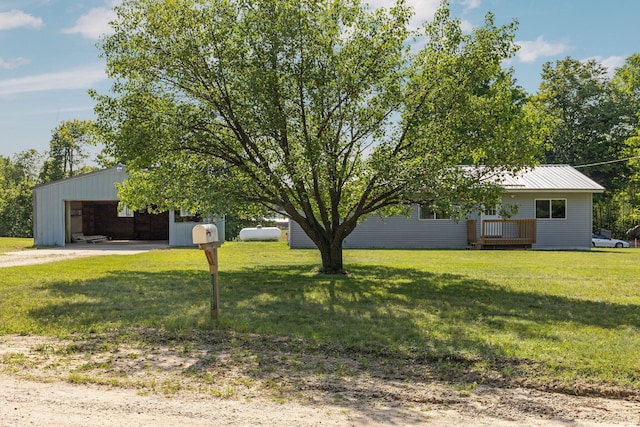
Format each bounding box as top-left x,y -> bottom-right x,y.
573,155 -> 640,168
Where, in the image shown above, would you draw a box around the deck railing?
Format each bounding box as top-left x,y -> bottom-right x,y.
467,219 -> 537,248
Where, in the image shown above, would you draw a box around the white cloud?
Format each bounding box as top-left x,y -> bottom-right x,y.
61,7 -> 116,40
585,55 -> 627,77
367,0 -> 440,29
0,9 -> 43,30
516,36 -> 570,63
460,19 -> 474,33
0,65 -> 107,96
0,57 -> 30,69
460,0 -> 481,11
406,0 -> 441,27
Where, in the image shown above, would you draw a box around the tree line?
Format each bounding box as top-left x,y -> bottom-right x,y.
0,119 -> 98,237
532,55 -> 640,237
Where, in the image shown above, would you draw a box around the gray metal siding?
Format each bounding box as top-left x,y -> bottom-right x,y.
344,209 -> 467,248
33,191 -> 66,247
508,192 -> 592,250
169,212 -> 192,246
33,169 -> 128,247
288,220 -> 316,248
289,193 -> 594,250
169,213 -> 226,246
34,168 -> 126,201
289,206 -> 468,249
33,168 -> 227,248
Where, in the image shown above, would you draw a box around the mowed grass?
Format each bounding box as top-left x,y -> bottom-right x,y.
0,237 -> 34,254
1,239 -> 639,394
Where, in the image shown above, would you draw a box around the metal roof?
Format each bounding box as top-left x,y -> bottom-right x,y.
500,165 -> 605,193
31,166 -> 126,190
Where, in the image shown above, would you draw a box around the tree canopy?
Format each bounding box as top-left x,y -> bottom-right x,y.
532,57 -> 635,191
94,0 -> 547,273
530,56 -> 640,235
39,119 -> 98,182
615,54 -> 640,224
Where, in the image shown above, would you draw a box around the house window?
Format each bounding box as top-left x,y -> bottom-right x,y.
419,204 -> 449,220
535,199 -> 566,219
175,209 -> 202,223
117,205 -> 134,218
483,205 -> 499,216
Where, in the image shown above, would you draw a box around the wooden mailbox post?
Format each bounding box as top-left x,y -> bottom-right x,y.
192,224 -> 222,320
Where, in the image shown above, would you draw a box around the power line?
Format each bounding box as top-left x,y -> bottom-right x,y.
573,156 -> 640,168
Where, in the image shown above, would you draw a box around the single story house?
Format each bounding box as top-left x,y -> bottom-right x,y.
32,166 -> 224,247
289,165 -> 605,250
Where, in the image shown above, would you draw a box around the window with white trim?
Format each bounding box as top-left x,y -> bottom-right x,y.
117,205 -> 134,218
175,209 -> 203,223
535,199 -> 566,219
419,204 -> 449,220
483,205 -> 499,216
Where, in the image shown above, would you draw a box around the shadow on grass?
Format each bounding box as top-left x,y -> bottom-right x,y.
29,263 -> 640,353
24,263 -> 640,401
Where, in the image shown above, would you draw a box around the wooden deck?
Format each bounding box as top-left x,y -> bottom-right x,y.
467,219 -> 537,249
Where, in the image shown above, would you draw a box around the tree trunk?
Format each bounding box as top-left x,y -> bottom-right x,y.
318,239 -> 345,274
288,212 -> 350,274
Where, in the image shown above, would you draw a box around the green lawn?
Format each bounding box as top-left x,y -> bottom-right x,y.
1,239 -> 639,396
0,237 -> 34,254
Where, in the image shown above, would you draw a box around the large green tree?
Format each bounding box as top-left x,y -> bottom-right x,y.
94,0 -> 545,273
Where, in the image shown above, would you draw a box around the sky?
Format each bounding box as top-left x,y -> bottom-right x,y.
1,0 -> 639,160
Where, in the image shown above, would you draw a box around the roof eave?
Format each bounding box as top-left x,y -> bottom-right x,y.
505,188 -> 605,194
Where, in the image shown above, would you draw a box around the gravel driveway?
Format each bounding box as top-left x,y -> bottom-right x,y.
0,241 -> 169,268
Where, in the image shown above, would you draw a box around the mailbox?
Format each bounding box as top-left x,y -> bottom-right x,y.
192,224 -> 219,244
193,223 -> 222,320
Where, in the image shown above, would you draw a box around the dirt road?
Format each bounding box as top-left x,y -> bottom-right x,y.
2,372 -> 640,426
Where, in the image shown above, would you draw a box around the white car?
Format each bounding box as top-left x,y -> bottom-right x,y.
592,233 -> 630,248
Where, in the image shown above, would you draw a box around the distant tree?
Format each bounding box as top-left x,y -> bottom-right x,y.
534,55 -> 640,235
612,53 -> 640,106
613,54 -> 640,215
39,119 -> 98,183
532,57 -> 632,191
0,150 -> 43,237
94,0 -> 546,273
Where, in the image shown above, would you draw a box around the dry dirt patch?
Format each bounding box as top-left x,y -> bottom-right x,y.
1,334 -> 640,426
